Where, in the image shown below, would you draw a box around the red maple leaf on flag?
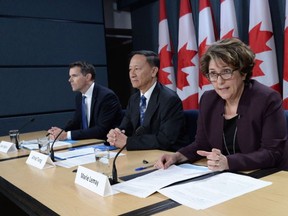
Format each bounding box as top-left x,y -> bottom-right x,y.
249,22 -> 273,78
177,43 -> 197,90
249,22 -> 273,53
221,29 -> 235,39
198,38 -> 211,87
159,44 -> 174,85
252,59 -> 265,77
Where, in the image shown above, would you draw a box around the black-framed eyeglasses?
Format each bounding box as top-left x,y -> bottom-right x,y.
206,68 -> 237,82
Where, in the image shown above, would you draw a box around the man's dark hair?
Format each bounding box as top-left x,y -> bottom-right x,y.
129,50 -> 160,68
69,61 -> 96,80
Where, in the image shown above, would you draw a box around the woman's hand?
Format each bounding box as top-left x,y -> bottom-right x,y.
197,148 -> 229,171
154,152 -> 187,170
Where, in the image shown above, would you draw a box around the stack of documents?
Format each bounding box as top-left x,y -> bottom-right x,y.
112,164 -> 212,198
54,145 -> 123,168
112,164 -> 272,210
20,139 -> 74,150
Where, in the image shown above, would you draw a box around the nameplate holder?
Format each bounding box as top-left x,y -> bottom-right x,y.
26,150 -> 55,169
75,166 -> 114,197
0,141 -> 17,153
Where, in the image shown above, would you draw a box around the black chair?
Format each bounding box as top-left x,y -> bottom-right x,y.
183,109 -> 199,143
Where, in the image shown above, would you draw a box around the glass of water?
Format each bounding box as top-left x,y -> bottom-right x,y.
9,129 -> 20,149
94,147 -> 110,177
38,136 -> 51,155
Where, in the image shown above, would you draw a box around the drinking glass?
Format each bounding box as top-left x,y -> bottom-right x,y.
94,147 -> 110,177
9,129 -> 20,149
38,136 -> 51,155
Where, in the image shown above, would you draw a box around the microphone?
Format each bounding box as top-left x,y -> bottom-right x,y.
19,117 -> 35,132
50,120 -> 73,162
109,126 -> 145,185
110,143 -> 127,185
13,117 -> 35,149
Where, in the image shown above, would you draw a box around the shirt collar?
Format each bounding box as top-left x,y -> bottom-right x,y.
83,82 -> 94,98
141,81 -> 156,102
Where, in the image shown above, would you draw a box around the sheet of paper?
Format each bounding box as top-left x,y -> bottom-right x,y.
20,139 -> 73,150
54,147 -> 94,160
55,151 -> 124,168
112,164 -> 211,198
69,143 -> 117,151
158,172 -> 272,210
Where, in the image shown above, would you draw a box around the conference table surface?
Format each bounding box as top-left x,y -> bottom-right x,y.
0,146 -> 287,215
0,130 -> 104,161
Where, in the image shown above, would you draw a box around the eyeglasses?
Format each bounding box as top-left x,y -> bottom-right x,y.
206,69 -> 237,82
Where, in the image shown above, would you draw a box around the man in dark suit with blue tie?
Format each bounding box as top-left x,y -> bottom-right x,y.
48,61 -> 122,141
107,50 -> 189,151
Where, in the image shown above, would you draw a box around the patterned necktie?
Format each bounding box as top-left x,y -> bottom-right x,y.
81,95 -> 88,129
140,95 -> 147,125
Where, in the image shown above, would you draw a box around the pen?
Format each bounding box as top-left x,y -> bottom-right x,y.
135,164 -> 154,171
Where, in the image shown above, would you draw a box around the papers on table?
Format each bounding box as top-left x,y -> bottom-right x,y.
55,154 -> 96,168
54,147 -> 124,168
112,164 -> 212,198
157,172 -> 272,210
20,139 -> 74,150
112,164 -> 272,210
69,143 -> 117,151
54,144 -> 118,160
20,141 -> 122,169
54,147 -> 94,160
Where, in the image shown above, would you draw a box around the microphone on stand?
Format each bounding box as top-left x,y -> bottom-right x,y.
110,143 -> 126,185
13,117 -> 35,149
109,126 -> 145,185
50,120 -> 73,162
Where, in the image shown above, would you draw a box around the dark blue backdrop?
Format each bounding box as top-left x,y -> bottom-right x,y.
0,0 -> 107,136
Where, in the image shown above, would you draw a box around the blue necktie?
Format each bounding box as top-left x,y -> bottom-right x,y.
140,95 -> 147,125
82,95 -> 88,129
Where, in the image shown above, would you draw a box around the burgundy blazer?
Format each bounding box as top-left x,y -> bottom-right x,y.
179,80 -> 287,171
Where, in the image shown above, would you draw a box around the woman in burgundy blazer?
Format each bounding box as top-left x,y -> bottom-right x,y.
155,38 -> 287,171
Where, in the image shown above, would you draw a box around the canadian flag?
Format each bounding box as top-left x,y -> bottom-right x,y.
220,0 -> 238,39
283,1 -> 288,109
249,0 -> 280,92
158,0 -> 176,91
176,0 -> 199,109
198,0 -> 217,99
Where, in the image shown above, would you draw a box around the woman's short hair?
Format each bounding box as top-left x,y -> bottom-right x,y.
200,37 -> 255,83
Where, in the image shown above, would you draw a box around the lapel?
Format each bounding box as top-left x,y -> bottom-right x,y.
90,84 -> 98,121
235,82 -> 251,152
142,83 -> 160,126
130,93 -> 141,128
212,102 -> 225,150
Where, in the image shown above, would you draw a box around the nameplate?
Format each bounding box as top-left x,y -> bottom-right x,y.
0,141 -> 17,153
26,150 -> 55,169
75,166 -> 114,197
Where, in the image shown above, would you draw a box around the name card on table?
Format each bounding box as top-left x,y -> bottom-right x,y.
75,166 -> 114,197
26,150 -> 55,169
0,141 -> 17,153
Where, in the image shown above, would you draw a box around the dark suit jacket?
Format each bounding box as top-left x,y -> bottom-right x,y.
66,83 -> 122,140
119,82 -> 190,151
179,80 -> 287,171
